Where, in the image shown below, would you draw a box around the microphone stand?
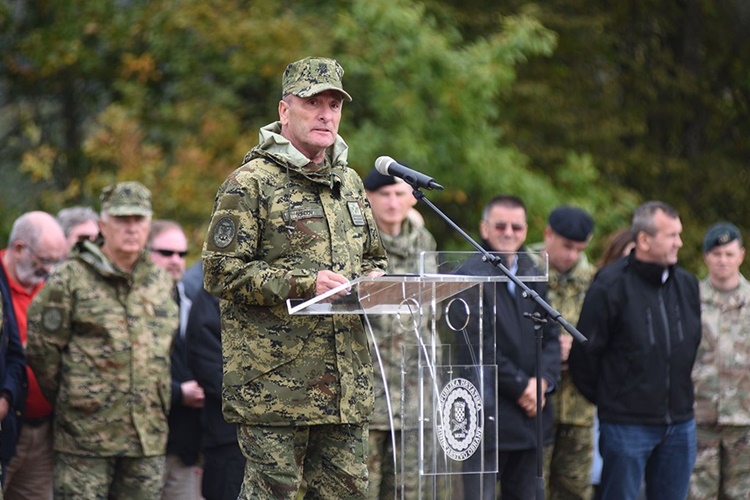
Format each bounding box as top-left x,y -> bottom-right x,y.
409,185 -> 587,500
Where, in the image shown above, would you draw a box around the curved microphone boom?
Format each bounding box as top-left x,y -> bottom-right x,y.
374,156 -> 444,191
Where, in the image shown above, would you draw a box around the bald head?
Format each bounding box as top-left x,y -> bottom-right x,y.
9,211 -> 66,246
4,211 -> 68,290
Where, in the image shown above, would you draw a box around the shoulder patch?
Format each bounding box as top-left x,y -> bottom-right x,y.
41,307 -> 63,332
213,216 -> 237,249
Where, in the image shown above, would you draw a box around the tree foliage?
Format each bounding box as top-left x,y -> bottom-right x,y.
2,0 -> 749,274
427,0 -> 750,273
1,0 -> 570,255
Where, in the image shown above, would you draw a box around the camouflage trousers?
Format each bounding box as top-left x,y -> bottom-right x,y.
543,424 -> 594,500
367,428 -> 423,500
53,452 -> 165,499
237,423 -> 369,500
688,424 -> 750,500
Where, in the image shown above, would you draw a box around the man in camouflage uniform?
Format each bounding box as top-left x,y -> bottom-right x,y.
689,222 -> 750,499
362,169 -> 437,500
202,56 -> 387,499
26,182 -> 178,499
532,206 -> 596,500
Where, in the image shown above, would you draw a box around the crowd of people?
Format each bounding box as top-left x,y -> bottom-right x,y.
0,54 -> 747,500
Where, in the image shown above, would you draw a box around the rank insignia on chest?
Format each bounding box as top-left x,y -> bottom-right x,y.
347,201 -> 365,226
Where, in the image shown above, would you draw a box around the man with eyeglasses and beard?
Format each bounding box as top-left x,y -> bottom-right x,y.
0,211 -> 67,499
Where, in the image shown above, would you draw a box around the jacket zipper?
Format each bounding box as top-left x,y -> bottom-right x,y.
658,290 -> 672,424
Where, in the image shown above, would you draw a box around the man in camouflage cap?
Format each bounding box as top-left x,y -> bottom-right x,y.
203,57 -> 387,499
26,181 -> 178,499
690,222 -> 750,499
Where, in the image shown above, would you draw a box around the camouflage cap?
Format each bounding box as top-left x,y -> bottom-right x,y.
100,181 -> 153,217
282,56 -> 352,102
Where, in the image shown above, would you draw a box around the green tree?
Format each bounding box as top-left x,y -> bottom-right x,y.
427,0 -> 750,273
2,0 -> 577,254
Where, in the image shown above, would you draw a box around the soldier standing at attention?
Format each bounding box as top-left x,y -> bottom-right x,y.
362,168 -> 437,499
689,222 -> 750,499
26,181 -> 178,499
532,206 -> 596,500
202,56 -> 387,499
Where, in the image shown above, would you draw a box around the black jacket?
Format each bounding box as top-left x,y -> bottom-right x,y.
452,248 -> 560,451
166,284 -> 202,466
0,262 -> 28,467
569,253 -> 701,425
186,287 -> 239,450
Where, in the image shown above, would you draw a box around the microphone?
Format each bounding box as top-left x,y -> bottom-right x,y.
374,156 -> 444,191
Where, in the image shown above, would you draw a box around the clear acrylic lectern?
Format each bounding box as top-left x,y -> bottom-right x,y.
287,251 -> 548,499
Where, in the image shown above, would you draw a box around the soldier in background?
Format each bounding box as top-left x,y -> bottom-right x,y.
26,181 -> 178,499
362,168 -> 437,499
689,222 -> 750,499
532,206 -> 596,500
202,56 -> 387,499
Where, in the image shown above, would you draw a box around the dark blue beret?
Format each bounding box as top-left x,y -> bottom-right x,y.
363,168 -> 398,192
703,222 -> 742,253
548,206 -> 594,242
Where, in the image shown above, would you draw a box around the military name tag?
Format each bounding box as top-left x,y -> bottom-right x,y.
287,207 -> 325,221
347,201 -> 365,226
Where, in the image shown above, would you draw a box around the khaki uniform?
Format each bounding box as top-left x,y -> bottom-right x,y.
202,122 -> 387,498
26,241 -> 177,497
532,247 -> 596,500
366,217 -> 436,500
689,276 -> 750,499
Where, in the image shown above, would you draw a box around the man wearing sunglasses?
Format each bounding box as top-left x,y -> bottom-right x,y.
148,220 -> 204,500
455,195 -> 561,500
0,211 -> 67,499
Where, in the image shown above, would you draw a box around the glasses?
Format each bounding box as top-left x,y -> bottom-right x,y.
150,248 -> 188,258
25,245 -> 64,268
488,222 -> 526,232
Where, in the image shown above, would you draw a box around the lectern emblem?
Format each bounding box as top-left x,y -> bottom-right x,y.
436,377 -> 483,461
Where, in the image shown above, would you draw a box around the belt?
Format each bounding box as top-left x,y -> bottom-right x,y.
23,417 -> 51,428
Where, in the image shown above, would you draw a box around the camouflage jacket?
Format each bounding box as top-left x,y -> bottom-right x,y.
530,244 -> 596,426
693,275 -> 750,425
26,241 -> 178,456
202,122 -> 387,426
369,218 -> 436,430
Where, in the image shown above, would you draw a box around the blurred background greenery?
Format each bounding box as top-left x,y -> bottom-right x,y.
2,0 -> 748,276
